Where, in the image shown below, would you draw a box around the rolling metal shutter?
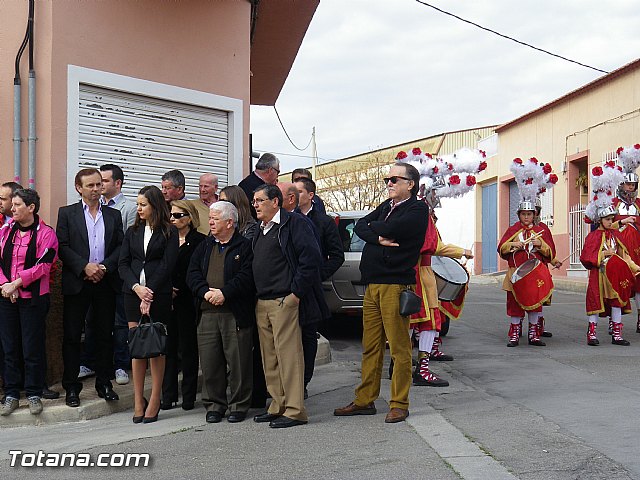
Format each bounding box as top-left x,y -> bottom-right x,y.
78,85 -> 229,199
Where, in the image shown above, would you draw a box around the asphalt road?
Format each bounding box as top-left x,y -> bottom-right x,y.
3,282 -> 640,479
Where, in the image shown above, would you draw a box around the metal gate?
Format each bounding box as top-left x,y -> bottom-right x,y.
569,204 -> 588,270
77,85 -> 230,200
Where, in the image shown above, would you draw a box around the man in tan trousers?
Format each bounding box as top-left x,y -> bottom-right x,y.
250,184 -> 328,429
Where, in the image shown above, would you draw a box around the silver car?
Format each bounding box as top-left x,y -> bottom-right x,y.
321,209 -> 452,336
323,210 -> 370,315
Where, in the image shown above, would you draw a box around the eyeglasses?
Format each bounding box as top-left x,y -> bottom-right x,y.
252,197 -> 270,206
383,176 -> 410,184
271,166 -> 280,174
170,212 -> 190,219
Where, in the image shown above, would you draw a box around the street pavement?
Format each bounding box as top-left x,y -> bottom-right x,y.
2,280 -> 640,479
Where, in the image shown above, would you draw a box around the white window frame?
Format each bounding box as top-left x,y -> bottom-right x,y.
67,65 -> 243,203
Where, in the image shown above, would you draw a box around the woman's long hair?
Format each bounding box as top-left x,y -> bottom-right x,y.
220,185 -> 254,232
133,185 -> 171,238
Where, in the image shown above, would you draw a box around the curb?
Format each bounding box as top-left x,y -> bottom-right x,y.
471,273 -> 587,293
1,336 -> 333,428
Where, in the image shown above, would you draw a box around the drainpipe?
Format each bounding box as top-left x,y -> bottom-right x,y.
28,71 -> 36,190
27,0 -> 36,189
13,78 -> 21,183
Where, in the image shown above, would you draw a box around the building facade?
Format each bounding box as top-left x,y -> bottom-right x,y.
0,0 -> 319,223
475,58 -> 640,277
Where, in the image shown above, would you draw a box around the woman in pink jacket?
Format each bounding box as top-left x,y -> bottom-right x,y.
0,189 -> 58,416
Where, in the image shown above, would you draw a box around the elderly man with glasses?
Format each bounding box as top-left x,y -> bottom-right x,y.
334,162 -> 428,424
250,184 -> 328,429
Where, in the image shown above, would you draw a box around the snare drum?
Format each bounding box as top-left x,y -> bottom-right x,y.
431,256 -> 469,301
511,258 -> 554,310
603,254 -> 635,304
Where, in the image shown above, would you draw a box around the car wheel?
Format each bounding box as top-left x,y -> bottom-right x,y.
439,317 -> 450,337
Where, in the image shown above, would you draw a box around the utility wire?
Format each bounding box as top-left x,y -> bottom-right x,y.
273,105 -> 314,151
414,0 -> 609,74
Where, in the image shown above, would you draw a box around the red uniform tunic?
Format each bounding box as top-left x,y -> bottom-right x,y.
498,222 -> 555,317
580,227 -> 637,316
612,197 -> 640,293
410,217 -> 465,331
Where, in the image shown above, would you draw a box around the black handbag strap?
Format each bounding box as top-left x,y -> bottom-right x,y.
137,314 -> 154,326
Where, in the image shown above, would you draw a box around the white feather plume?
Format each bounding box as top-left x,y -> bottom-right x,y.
617,144 -> 640,174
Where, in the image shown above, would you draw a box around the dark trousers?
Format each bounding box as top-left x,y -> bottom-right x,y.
251,325 -> 268,407
0,296 -> 49,399
80,293 -> 130,371
162,299 -> 199,404
62,281 -> 116,392
198,311 -> 253,413
301,321 -> 318,387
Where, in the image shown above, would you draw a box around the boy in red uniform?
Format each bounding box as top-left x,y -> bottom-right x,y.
499,158 -> 556,347
499,201 -> 555,346
581,204 -> 638,345
411,210 -> 472,386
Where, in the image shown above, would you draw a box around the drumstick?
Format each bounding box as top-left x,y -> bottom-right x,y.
509,232 -> 543,252
551,247 -> 580,269
522,232 -> 543,244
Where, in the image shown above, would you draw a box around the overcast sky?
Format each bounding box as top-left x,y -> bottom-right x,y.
249,0 -> 640,174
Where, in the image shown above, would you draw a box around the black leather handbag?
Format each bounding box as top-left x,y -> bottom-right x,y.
128,315 -> 167,359
399,288 -> 422,317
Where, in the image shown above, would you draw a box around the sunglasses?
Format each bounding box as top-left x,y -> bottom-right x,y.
170,212 -> 190,219
383,176 -> 410,184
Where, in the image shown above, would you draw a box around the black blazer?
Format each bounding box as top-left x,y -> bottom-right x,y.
173,228 -> 206,305
118,223 -> 179,296
56,201 -> 124,296
307,208 -> 345,281
187,231 -> 256,328
355,196 -> 428,285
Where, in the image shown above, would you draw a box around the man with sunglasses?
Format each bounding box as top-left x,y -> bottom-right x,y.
239,153 -> 280,219
334,162 -> 428,423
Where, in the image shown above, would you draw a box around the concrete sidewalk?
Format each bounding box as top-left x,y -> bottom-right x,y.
0,335 -> 332,428
1,359 -> 515,480
471,271 -> 587,293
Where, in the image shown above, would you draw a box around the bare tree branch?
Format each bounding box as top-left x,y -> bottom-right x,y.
315,152 -> 392,212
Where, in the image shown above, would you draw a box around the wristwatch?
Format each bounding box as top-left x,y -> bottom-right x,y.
99,264 -> 107,273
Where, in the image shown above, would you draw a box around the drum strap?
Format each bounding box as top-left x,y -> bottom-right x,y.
420,255 -> 431,267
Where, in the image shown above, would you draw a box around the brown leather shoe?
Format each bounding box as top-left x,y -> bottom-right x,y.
333,402 -> 376,416
384,408 -> 409,423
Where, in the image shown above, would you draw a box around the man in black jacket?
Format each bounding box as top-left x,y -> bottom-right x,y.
238,153 -> 280,219
251,184 -> 328,429
295,178 -> 344,280
295,177 -> 344,396
56,168 -> 124,408
334,162 -> 428,423
187,201 -> 255,424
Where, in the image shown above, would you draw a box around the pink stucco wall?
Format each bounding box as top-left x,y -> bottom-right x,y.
0,0 -> 251,224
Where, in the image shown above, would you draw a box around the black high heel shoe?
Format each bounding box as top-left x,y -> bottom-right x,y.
132,398 -> 148,424
143,402 -> 160,424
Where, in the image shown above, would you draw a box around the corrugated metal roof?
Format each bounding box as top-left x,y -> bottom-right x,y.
280,125 -> 498,181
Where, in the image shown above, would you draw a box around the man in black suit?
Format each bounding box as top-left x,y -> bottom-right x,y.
294,178 -> 343,396
56,168 -> 124,407
238,153 -> 280,218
